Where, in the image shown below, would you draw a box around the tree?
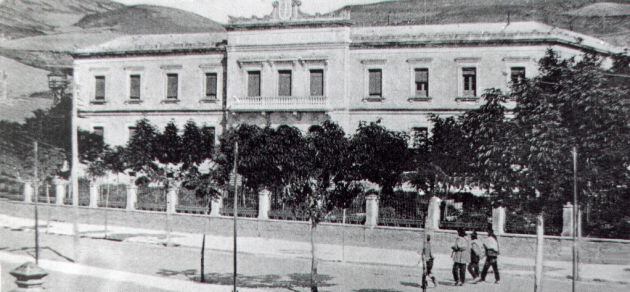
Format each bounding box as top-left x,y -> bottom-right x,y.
283,120 -> 362,292
351,120 -> 410,197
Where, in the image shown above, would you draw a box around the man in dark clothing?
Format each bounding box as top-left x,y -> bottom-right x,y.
421,234 -> 438,288
468,231 -> 482,281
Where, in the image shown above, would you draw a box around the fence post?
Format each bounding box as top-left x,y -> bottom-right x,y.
492,206 -> 506,235
9,262 -> 48,292
210,195 -> 223,217
126,183 -> 137,211
425,196 -> 442,231
166,184 -> 179,214
562,202 -> 574,237
53,177 -> 67,205
88,181 -> 99,208
365,193 -> 379,228
258,189 -> 271,220
23,181 -> 34,203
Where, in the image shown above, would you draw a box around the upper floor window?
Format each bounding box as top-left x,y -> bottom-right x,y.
309,69 -> 324,96
278,70 -> 292,96
414,68 -> 429,97
462,67 -> 477,97
247,71 -> 261,97
368,69 -> 382,97
129,75 -> 141,100
510,67 -> 526,84
166,73 -> 178,99
94,76 -> 105,100
205,73 -> 218,99
410,127 -> 429,148
93,126 -> 104,137
128,126 -> 137,139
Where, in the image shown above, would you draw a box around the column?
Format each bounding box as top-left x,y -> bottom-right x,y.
424,196 -> 442,231
9,262 -> 48,292
23,181 -> 33,203
53,178 -> 67,205
126,184 -> 137,211
88,181 -> 99,208
562,202 -> 574,237
492,206 -> 506,235
258,189 -> 271,220
365,193 -> 379,228
166,185 -> 179,214
210,195 -> 223,217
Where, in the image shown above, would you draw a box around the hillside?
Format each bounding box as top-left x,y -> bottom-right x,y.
76,5 -> 225,34
0,0 -> 123,39
339,0 -> 630,47
0,55 -> 53,122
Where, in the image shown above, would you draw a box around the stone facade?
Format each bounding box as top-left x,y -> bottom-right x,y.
72,1 -> 623,148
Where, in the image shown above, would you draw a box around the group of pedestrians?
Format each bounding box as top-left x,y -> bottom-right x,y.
420,228 -> 500,288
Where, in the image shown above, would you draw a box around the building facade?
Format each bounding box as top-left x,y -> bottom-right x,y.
72,0 -> 624,148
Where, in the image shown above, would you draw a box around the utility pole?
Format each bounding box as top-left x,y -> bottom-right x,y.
33,141 -> 40,264
572,147 -> 580,290
232,142 -> 239,292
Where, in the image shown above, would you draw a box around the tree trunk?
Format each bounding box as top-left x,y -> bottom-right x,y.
310,221 -> 318,292
534,213 -> 544,292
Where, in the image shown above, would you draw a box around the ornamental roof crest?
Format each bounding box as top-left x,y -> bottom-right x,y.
228,0 -> 351,29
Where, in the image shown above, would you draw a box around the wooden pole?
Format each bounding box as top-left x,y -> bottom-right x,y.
33,141 -> 39,264
233,142 -> 239,292
572,147 -> 579,289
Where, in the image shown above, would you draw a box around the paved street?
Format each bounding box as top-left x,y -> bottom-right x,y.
1,227 -> 628,292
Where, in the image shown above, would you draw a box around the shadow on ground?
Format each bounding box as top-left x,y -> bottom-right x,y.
354,289 -> 402,292
156,269 -> 335,289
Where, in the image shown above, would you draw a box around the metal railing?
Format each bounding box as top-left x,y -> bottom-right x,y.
231,96 -> 328,111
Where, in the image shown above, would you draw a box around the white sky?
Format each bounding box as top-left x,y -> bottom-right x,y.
113,0 -> 393,23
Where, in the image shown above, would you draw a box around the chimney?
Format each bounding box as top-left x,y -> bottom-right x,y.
291,0 -> 301,19
271,1 -> 279,20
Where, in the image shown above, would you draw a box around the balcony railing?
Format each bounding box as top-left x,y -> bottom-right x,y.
231,96 -> 328,111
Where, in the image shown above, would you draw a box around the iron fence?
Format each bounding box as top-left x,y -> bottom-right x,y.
176,187 -> 211,215
505,210 -> 562,236
64,179 -> 90,206
268,191 -> 308,221
136,185 -> 166,212
378,192 -> 426,228
98,184 -> 127,209
220,188 -> 258,218
0,180 -> 23,201
324,194 -> 366,225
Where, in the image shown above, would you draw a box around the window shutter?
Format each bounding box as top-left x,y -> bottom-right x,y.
369,69 -> 382,96
310,70 -> 324,96
247,71 -> 261,97
415,69 -> 428,82
95,76 -> 105,100
130,75 -> 141,99
167,74 -> 178,99
278,70 -> 292,96
205,73 -> 217,98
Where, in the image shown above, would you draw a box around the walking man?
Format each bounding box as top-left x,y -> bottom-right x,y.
451,228 -> 470,286
421,234 -> 438,288
476,229 -> 500,284
468,231 -> 482,281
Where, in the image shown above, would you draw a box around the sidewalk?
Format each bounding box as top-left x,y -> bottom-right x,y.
0,214 -> 628,285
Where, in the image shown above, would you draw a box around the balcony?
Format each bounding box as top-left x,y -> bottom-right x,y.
230,96 -> 328,112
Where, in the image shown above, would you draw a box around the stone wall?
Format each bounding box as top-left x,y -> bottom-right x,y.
1,200 -> 628,265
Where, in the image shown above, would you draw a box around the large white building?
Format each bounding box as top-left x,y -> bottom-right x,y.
72,0 -> 624,147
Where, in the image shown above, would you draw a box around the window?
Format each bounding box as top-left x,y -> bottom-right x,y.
203,126 -> 216,146
411,127 -> 429,148
130,75 -> 141,100
309,69 -> 324,96
278,70 -> 292,96
166,73 -> 178,99
368,69 -> 382,97
247,71 -> 261,97
462,67 -> 476,97
128,127 -> 137,140
93,126 -> 104,137
510,67 -> 526,84
414,68 -> 429,97
94,76 -> 105,100
205,73 -> 218,99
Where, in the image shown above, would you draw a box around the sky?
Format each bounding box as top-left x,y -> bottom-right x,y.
113,0 -> 393,23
